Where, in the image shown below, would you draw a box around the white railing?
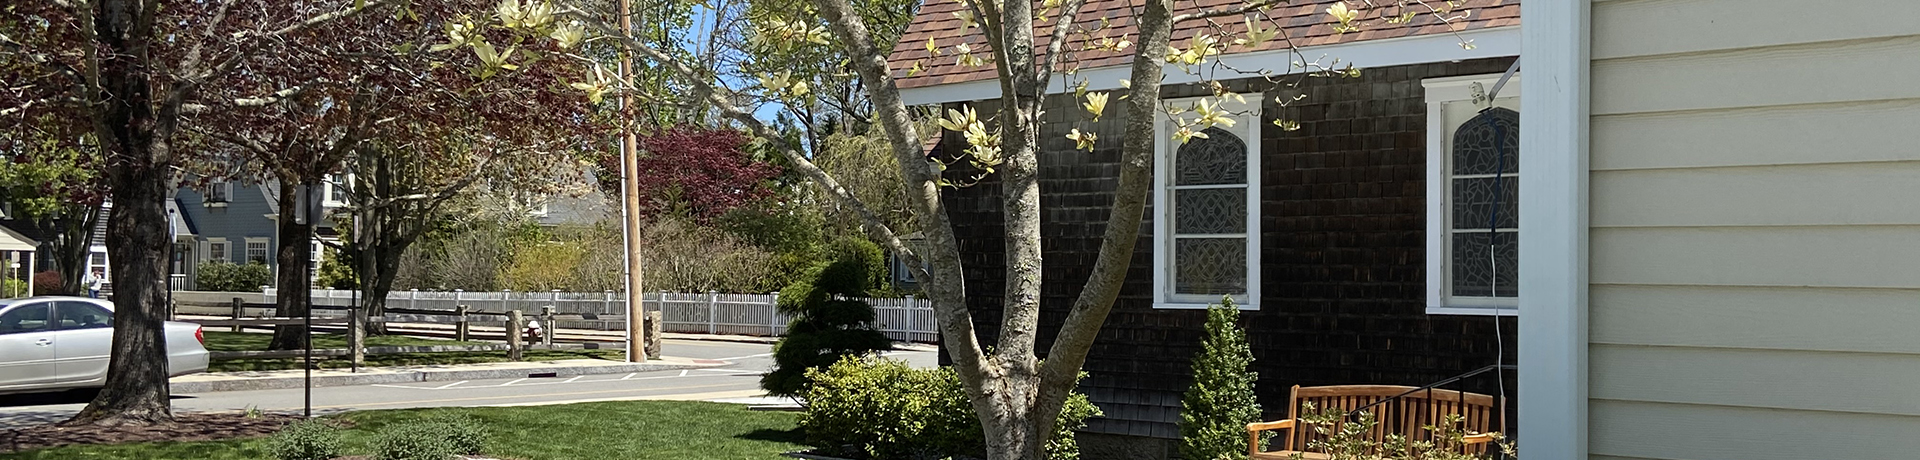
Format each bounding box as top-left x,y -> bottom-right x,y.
259,288 -> 939,343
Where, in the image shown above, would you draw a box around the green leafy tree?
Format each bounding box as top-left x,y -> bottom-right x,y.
762,237 -> 893,397
315,247 -> 357,290
1179,298 -> 1263,460
0,134 -> 106,295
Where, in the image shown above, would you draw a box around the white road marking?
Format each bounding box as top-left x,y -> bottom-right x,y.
371,384 -> 446,390
621,373 -> 638,380
713,352 -> 774,361
434,381 -> 468,389
690,368 -> 764,376
564,376 -> 583,383
678,370 -> 688,377
499,378 -> 530,387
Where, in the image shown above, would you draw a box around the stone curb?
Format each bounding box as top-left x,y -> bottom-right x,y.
171,360 -> 717,393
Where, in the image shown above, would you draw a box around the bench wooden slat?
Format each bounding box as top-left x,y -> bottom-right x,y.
1251,384 -> 1503,457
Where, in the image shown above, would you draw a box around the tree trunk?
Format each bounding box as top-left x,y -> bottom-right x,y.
47,204 -> 103,295
67,164 -> 175,427
64,0 -> 176,427
268,181 -> 314,350
360,241 -> 404,335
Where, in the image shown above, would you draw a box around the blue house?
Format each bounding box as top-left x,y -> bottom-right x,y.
172,178 -> 346,290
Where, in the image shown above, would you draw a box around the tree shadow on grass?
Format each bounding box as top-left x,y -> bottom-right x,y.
736,427 -> 806,445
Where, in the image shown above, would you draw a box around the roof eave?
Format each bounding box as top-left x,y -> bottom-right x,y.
897,25 -> 1521,106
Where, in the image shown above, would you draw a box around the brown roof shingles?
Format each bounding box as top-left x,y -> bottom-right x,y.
887,0 -> 1519,89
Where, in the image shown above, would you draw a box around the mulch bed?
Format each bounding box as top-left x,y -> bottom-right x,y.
0,412 -> 311,454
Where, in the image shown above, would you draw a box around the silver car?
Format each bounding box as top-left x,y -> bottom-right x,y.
0,296 -> 210,395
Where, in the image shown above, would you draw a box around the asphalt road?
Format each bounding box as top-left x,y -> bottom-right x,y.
0,339 -> 937,428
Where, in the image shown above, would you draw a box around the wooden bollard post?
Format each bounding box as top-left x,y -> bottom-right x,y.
540,306 -> 555,348
230,298 -> 244,333
507,310 -> 524,361
455,305 -> 471,342
645,310 -> 663,359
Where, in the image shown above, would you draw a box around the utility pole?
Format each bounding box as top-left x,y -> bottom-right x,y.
618,0 -> 648,363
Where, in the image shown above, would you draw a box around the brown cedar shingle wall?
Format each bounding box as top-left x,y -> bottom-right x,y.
940,57 -> 1519,440
889,0 -> 1520,89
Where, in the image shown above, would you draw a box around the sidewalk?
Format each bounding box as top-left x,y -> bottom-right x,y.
171,357 -> 726,393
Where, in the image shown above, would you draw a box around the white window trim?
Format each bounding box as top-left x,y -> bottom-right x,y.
1152,94 -> 1262,310
205,238 -> 230,263
323,173 -> 352,208
244,237 -> 270,265
205,181 -> 233,207
87,247 -> 109,279
309,238 -> 327,280
1423,74 -> 1523,316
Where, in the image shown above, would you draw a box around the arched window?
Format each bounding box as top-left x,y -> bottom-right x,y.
1154,97 -> 1261,309
1423,75 -> 1522,314
1449,108 -> 1519,299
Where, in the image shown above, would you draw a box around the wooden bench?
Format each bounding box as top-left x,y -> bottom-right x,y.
1247,385 -> 1503,459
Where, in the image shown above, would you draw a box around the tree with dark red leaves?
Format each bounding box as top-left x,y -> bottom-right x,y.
603,127 -> 781,223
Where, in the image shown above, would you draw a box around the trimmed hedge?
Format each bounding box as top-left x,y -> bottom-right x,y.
197,261 -> 272,292
801,356 -> 1101,460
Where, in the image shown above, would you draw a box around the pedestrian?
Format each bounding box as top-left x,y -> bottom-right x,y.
523,318 -> 544,343
84,269 -> 104,298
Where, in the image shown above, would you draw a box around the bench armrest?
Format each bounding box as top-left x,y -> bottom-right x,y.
1247,420 -> 1295,455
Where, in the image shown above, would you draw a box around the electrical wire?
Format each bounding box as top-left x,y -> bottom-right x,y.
1479,59 -> 1520,441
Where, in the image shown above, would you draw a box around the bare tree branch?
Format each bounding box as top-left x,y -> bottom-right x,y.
1170,0 -> 1287,23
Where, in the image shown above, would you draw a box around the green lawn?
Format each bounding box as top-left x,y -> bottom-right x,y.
203,331 -> 627,372
0,401 -> 807,460
201,331 -> 482,353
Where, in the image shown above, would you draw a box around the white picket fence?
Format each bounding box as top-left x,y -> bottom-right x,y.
259,288 -> 938,343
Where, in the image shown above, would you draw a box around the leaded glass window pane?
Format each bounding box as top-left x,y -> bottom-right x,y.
1448,107 -> 1520,300
1174,189 -> 1247,234
1175,127 -> 1247,186
1452,108 -> 1519,176
1452,177 -> 1519,229
1175,238 -> 1247,295
1451,232 -> 1517,298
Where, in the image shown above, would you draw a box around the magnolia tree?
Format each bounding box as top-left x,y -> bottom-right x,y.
430,0 -> 1475,457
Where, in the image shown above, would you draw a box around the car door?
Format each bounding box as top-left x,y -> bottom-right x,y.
0,302 -> 58,389
52,301 -> 115,385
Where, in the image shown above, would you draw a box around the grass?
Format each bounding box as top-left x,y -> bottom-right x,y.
0,400 -> 807,460
201,331 -> 482,353
202,331 -> 627,372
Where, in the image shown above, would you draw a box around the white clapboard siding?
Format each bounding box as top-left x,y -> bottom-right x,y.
1591,400 -> 1920,460
1593,35 -> 1920,116
1592,344 -> 1920,417
1593,0 -> 1920,60
1592,285 -> 1920,355
1592,98 -> 1920,171
1592,226 -> 1920,288
1592,162 -> 1920,227
1588,5 -> 1920,457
